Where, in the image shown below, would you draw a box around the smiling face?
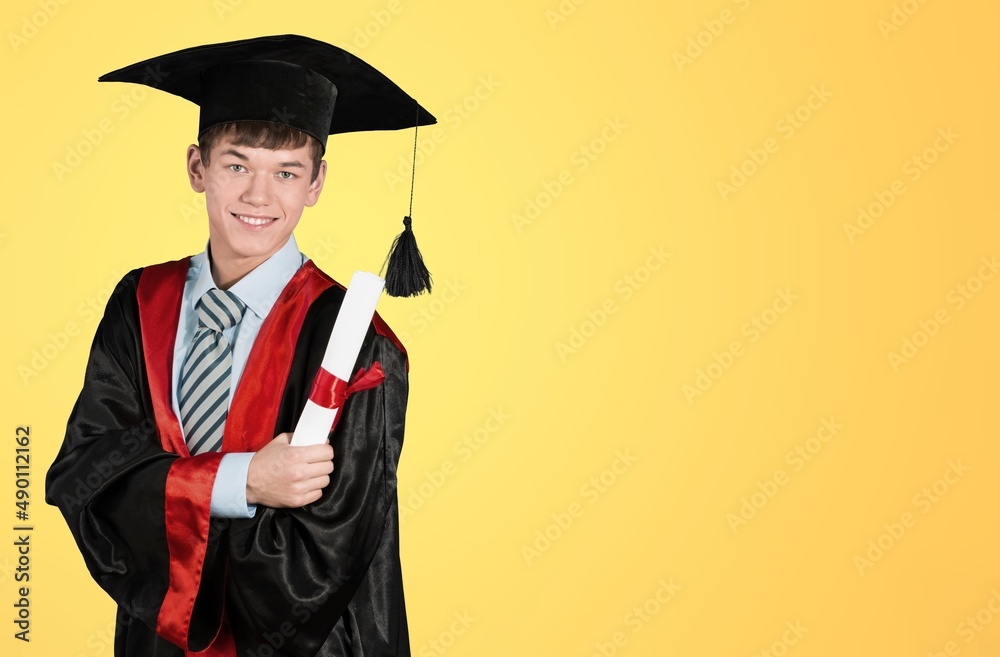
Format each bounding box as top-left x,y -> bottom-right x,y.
186,134 -> 326,288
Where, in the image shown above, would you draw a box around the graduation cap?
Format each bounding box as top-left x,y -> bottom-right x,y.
98,34 -> 434,297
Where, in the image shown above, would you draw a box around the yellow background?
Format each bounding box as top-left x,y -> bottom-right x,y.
3,1 -> 998,655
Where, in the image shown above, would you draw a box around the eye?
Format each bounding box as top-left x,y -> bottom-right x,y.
277,171 -> 296,180
228,164 -> 247,173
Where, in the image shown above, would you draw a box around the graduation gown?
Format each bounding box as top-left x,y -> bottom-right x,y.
45,258 -> 411,657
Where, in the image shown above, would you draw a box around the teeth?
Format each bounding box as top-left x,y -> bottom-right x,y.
236,214 -> 273,226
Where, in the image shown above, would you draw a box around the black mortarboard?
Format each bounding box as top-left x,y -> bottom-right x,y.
98,34 -> 435,296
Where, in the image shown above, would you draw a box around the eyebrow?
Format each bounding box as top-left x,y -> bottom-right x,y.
219,148 -> 306,168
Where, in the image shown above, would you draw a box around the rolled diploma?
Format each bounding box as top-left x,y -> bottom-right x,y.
290,271 -> 385,446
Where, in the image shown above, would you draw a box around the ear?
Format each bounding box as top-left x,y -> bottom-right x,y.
304,159 -> 327,208
186,144 -> 206,193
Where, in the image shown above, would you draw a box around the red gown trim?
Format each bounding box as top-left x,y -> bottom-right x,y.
224,260 -> 332,452
304,261 -> 410,369
136,257 -> 189,457
137,257 -> 223,650
160,452 -> 225,649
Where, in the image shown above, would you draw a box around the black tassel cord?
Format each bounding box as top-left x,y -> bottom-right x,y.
382,113 -> 432,297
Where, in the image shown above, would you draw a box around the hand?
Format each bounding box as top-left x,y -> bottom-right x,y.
246,433 -> 334,508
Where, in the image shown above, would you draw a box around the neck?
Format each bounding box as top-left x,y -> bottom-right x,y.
211,259 -> 257,290
208,249 -> 272,290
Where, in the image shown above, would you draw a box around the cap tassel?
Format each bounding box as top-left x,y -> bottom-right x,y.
382,114 -> 432,297
384,215 -> 431,297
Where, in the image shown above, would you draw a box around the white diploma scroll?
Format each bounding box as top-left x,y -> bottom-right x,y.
290,271 -> 385,446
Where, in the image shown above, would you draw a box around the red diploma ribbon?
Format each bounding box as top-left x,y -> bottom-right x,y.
309,361 -> 386,415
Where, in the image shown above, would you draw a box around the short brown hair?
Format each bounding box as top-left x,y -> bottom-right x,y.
198,121 -> 324,181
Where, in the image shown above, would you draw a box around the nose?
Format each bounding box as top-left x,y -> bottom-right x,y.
240,172 -> 271,207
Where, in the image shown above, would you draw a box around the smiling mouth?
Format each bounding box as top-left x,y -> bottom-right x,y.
232,212 -> 277,227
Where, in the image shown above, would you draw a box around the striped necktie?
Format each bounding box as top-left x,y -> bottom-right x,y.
178,288 -> 246,454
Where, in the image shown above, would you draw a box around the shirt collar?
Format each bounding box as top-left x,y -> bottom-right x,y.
189,235 -> 304,320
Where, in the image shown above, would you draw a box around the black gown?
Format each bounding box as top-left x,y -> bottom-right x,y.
45,257 -> 411,657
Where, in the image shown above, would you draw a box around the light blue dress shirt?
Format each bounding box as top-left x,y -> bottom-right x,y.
171,235 -> 307,518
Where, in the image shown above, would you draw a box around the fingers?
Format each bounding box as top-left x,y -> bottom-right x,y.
287,443 -> 334,464
301,474 -> 331,493
300,488 -> 324,506
289,460 -> 333,482
283,474 -> 331,507
265,438 -> 332,463
271,433 -> 333,462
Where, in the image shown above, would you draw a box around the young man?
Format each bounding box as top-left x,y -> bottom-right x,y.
45,35 -> 434,657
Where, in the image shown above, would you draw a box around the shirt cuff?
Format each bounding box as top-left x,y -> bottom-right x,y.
209,452 -> 258,518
